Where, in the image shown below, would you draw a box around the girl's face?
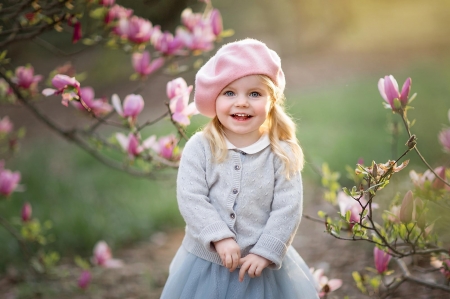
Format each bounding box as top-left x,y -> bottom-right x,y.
215,75 -> 272,146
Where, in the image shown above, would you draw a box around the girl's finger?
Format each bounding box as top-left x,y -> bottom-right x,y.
254,265 -> 262,277
248,263 -> 257,278
239,262 -> 250,282
230,253 -> 239,272
225,254 -> 232,269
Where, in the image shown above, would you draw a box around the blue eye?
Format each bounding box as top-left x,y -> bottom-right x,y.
250,91 -> 261,97
224,91 -> 234,96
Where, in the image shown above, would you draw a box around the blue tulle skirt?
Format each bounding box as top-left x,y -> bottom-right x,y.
160,246 -> 319,299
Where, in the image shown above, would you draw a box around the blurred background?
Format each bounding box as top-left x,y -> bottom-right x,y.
2,0 -> 450,297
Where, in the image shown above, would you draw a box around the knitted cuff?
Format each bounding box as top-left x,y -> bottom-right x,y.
199,221 -> 235,252
249,233 -> 287,270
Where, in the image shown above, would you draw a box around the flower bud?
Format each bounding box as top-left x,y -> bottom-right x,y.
374,246 -> 392,274
432,166 -> 446,190
210,9 -> 223,36
0,117 -> 13,134
78,270 -> 91,289
439,128 -> 450,153
21,202 -> 32,222
0,165 -> 21,197
406,134 -> 417,149
399,190 -> 414,223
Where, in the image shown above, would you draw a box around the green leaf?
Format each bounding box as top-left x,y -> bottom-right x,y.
129,73 -> 139,81
16,127 -> 26,138
74,256 -> 91,270
0,50 -> 7,60
393,98 -> 402,109
317,210 -> 326,218
343,187 -> 351,196
31,258 -> 45,273
220,29 -> 235,38
89,7 -> 107,19
352,271 -> 367,294
345,210 -> 351,222
82,38 -> 95,46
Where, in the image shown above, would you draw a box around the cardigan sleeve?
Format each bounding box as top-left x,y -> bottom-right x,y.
249,148 -> 303,269
177,133 -> 236,252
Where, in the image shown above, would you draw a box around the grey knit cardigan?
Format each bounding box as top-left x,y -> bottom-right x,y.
177,132 -> 303,269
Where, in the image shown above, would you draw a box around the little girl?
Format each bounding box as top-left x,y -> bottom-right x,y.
161,38 -> 319,299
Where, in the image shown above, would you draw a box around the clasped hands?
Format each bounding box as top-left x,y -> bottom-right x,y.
213,238 -> 271,282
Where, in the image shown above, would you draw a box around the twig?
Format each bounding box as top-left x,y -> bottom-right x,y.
400,114 -> 450,188
395,258 -> 450,292
0,214 -> 31,259
165,102 -> 188,141
136,111 -> 170,131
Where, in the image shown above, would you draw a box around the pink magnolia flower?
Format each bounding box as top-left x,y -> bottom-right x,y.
167,78 -> 198,126
99,0 -> 115,6
112,94 -> 144,120
153,31 -> 185,56
431,258 -> 450,279
0,116 -> 13,134
114,16 -> 158,44
399,190 -> 414,223
0,78 -> 12,94
42,74 -> 81,106
439,127 -> 450,153
116,133 -> 141,158
310,268 -> 342,298
12,66 -> 42,89
176,25 -> 215,52
71,87 -> 113,116
78,270 -> 92,289
337,191 -> 363,227
21,202 -> 32,222
432,166 -> 447,190
115,133 -> 155,158
374,247 -> 392,274
209,9 -> 223,36
72,21 -> 82,44
166,77 -> 191,100
0,160 -> 21,197
147,134 -> 179,160
378,75 -> 411,111
131,51 -> 164,76
92,241 -> 123,268
104,4 -> 133,24
181,8 -> 203,32
410,167 -> 448,190
386,205 -> 401,223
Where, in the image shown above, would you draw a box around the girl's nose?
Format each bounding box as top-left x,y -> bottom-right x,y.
234,95 -> 249,107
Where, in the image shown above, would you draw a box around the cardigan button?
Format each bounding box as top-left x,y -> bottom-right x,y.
232,188 -> 238,194
234,165 -> 240,170
230,213 -> 235,219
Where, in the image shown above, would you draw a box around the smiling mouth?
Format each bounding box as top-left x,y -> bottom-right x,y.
231,113 -> 253,120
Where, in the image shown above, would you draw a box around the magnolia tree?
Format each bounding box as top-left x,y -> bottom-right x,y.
0,0 -> 231,291
315,75 -> 450,298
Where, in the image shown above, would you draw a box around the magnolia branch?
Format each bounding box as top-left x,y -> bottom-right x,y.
392,258 -> 450,293
400,114 -> 450,188
0,70 -> 174,178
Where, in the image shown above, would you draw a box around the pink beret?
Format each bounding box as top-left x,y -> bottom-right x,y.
194,38 -> 285,118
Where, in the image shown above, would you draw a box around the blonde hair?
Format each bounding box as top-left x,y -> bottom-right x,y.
203,75 -> 304,179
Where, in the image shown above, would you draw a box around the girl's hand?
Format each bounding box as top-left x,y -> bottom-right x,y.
238,254 -> 271,282
213,238 -> 241,272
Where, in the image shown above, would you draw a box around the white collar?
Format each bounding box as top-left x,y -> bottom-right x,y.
225,134 -> 270,154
